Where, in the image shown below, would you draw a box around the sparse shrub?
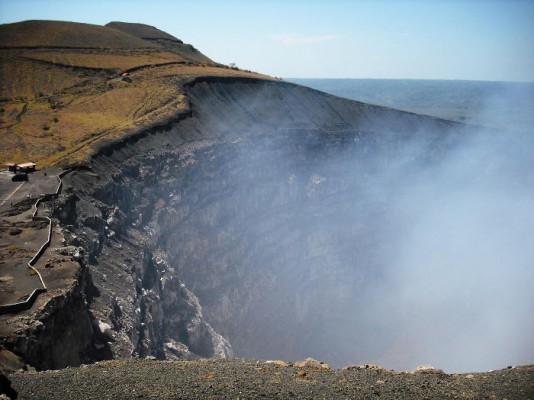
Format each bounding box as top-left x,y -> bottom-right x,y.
42,123 -> 50,131
49,98 -> 62,110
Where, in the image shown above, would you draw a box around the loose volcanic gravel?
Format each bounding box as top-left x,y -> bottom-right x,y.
9,358 -> 534,400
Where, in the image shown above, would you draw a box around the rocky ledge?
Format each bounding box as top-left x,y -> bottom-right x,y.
8,358 -> 534,399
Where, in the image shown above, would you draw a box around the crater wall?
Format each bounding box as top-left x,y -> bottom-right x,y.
58,78 -> 534,371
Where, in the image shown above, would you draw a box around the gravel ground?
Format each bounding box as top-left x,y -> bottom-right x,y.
9,358 -> 534,399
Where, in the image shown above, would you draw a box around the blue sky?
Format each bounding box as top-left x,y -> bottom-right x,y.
1,0 -> 533,81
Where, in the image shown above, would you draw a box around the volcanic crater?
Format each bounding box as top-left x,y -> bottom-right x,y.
1,20 -> 533,399
56,77 -> 475,369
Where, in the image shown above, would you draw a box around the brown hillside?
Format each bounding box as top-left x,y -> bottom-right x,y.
19,51 -> 185,70
106,21 -> 182,42
107,21 -> 214,64
0,20 -> 156,49
0,20 -> 269,167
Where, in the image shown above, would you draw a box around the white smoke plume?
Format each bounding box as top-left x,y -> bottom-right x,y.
169,81 -> 534,372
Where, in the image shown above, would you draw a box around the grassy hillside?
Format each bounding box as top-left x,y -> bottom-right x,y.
0,20 -> 270,167
19,51 -> 185,70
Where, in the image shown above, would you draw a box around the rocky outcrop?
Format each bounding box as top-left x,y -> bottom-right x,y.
1,262 -> 93,370
58,156 -> 233,361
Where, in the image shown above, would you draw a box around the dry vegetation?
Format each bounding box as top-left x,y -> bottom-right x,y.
0,55 -> 84,99
20,50 -> 185,70
0,20 -> 272,167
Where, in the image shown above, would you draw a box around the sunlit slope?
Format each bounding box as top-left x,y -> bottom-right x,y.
106,21 -> 214,65
0,20 -> 157,49
106,21 -> 185,42
0,20 -> 270,167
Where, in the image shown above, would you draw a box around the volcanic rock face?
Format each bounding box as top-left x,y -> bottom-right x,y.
56,78 -> 474,368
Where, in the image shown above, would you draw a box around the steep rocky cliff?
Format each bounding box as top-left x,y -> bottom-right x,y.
55,77 -> 469,368
0,248 -> 94,370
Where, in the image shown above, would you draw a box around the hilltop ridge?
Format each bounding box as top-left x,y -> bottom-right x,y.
0,20 -> 156,49
105,21 -> 214,65
106,21 -> 184,42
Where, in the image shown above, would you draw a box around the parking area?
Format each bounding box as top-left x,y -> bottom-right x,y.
0,168 -> 62,213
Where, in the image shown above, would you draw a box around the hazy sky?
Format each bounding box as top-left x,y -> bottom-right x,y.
1,0 -> 533,81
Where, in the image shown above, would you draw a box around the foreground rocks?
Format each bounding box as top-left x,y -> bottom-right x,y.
8,358 -> 534,399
